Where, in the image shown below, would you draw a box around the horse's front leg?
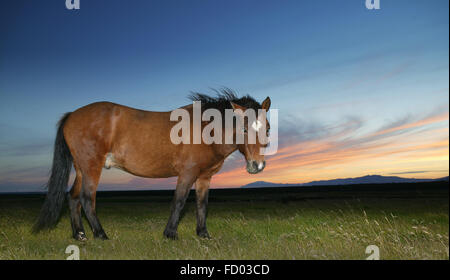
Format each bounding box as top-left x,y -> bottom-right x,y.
195,177 -> 211,238
164,174 -> 196,239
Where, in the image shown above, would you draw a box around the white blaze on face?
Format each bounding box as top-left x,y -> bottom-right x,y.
251,120 -> 262,132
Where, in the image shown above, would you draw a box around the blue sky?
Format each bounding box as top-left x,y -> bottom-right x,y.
0,0 -> 448,191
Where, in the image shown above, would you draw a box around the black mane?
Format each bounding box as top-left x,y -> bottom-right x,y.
188,88 -> 261,114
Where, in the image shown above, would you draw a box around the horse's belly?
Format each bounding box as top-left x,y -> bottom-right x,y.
104,151 -> 178,178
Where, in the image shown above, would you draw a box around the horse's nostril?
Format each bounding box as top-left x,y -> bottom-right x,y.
252,161 -> 259,170
246,160 -> 265,174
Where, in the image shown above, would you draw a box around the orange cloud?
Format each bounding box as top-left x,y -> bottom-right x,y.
372,112 -> 449,137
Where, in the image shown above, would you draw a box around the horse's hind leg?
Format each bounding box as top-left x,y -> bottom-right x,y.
79,164 -> 108,240
68,163 -> 87,241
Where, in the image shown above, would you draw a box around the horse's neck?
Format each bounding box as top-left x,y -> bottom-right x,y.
215,143 -> 238,159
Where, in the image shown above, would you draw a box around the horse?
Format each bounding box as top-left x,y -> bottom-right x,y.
33,89 -> 271,241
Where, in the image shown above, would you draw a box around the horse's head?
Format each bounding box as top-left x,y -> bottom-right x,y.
231,97 -> 271,174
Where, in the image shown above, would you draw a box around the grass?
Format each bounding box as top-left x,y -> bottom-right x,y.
0,183 -> 448,260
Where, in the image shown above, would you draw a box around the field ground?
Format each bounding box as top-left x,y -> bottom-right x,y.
0,182 -> 448,260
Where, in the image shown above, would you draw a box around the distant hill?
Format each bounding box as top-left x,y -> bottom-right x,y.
240,175 -> 449,188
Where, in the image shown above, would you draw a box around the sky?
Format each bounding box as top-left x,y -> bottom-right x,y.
0,0 -> 448,192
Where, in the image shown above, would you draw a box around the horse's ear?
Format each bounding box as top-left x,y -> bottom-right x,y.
261,97 -> 271,110
230,102 -> 247,113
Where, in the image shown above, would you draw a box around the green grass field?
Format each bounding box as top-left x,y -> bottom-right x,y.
0,183 -> 448,260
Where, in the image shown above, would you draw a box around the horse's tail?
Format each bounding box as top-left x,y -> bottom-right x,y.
33,112 -> 73,233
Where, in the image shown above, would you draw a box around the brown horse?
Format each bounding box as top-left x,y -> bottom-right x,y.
33,90 -> 271,240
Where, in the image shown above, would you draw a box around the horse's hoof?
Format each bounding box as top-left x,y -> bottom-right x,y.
197,230 -> 211,239
94,231 -> 109,240
74,232 -> 87,242
163,229 -> 178,240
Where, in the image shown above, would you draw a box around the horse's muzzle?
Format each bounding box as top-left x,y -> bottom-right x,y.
246,160 -> 265,174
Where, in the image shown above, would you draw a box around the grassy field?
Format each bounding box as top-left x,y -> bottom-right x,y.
0,182 -> 448,260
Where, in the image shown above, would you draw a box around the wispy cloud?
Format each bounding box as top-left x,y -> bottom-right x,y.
389,170 -> 448,175
0,142 -> 52,157
372,111 -> 448,138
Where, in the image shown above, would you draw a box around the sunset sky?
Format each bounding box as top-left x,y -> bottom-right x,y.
0,0 -> 448,191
